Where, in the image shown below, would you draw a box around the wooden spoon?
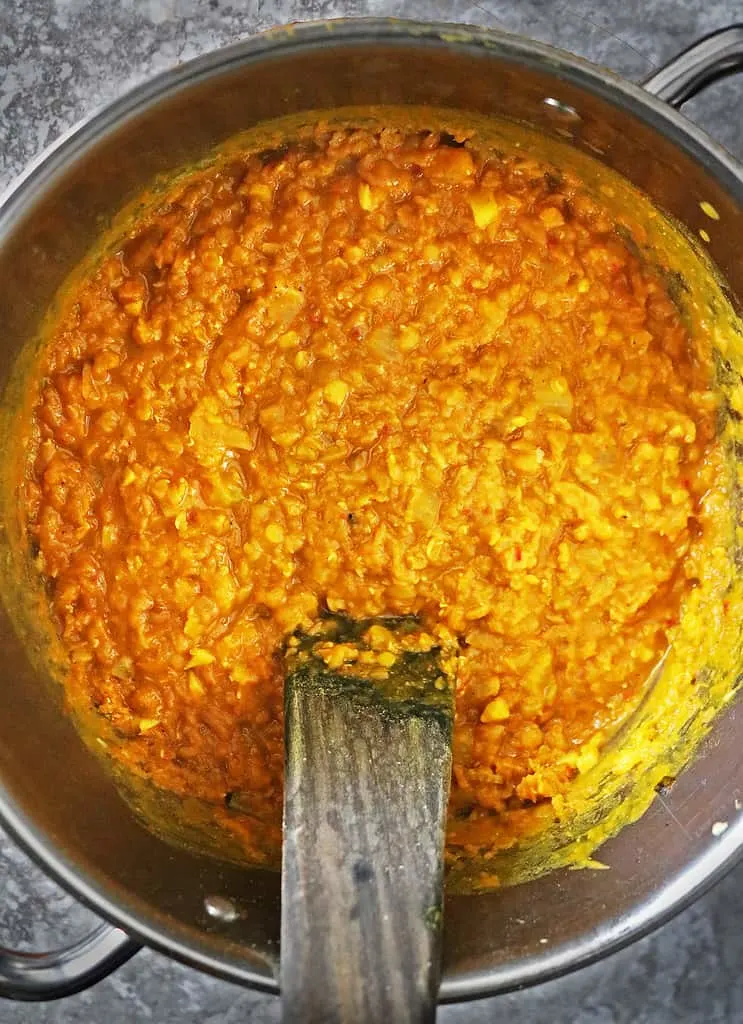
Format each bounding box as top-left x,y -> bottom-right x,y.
281,614 -> 456,1024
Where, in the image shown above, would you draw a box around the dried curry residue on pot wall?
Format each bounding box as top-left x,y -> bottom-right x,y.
9,108 -> 743,890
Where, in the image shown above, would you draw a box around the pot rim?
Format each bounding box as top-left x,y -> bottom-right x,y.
1,16 -> 742,1003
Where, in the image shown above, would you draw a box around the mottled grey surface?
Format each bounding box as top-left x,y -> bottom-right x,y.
2,0 -> 743,1020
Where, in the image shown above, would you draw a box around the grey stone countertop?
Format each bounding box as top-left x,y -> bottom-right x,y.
2,0 -> 743,1021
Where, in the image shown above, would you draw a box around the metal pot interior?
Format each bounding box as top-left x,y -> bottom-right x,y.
0,21 -> 742,1000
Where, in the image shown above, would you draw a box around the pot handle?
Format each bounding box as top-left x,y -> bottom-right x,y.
0,921 -> 139,1001
642,24 -> 743,107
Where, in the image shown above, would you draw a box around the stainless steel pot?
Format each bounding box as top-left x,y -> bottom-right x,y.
1,17 -> 742,1005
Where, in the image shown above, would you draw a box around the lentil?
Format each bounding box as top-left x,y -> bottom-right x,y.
23,123 -> 721,862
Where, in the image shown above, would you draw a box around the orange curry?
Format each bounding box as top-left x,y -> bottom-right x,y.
23,123 -> 720,864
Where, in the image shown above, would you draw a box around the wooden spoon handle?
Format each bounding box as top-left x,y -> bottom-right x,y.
281,632 -> 453,1024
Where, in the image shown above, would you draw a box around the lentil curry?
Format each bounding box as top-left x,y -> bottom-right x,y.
16,109 -> 742,885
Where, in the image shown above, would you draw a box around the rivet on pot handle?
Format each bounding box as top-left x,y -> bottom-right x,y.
643,24 -> 743,107
0,922 -> 139,1001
